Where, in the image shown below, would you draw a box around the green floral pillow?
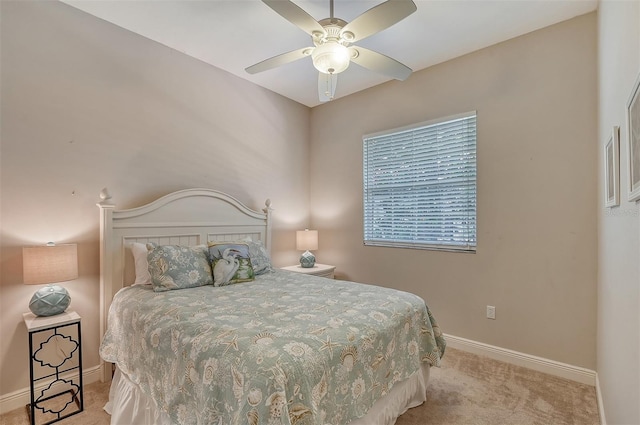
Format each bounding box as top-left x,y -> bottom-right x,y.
146,243 -> 213,292
208,242 -> 255,286
241,237 -> 273,275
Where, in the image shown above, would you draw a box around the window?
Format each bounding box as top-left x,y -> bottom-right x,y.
363,112 -> 477,252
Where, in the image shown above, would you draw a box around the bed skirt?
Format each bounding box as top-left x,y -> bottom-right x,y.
104,364 -> 430,425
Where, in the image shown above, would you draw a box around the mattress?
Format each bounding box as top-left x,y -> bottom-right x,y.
100,270 -> 445,424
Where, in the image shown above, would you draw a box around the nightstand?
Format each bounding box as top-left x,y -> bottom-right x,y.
23,310 -> 83,425
281,263 -> 336,279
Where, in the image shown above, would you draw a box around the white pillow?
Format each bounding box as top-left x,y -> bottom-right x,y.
130,242 -> 152,285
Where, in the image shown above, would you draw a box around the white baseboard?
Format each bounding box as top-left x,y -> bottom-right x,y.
444,333 -> 597,386
595,374 -> 607,425
0,365 -> 102,415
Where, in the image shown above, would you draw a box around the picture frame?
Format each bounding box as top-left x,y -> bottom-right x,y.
604,126 -> 620,208
626,73 -> 640,202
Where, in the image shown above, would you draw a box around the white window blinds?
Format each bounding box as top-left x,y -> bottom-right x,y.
363,112 -> 477,252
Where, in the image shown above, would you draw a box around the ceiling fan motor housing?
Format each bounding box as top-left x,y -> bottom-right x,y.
312,18 -> 352,74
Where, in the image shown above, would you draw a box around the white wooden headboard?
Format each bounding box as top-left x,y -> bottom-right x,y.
96,188 -> 272,381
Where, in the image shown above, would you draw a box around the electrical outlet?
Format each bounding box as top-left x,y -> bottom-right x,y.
486,305 -> 496,320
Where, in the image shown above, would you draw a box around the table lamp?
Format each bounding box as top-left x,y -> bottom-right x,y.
296,229 -> 318,268
23,243 -> 78,316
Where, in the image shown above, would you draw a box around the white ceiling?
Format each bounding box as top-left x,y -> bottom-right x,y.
61,0 -> 597,107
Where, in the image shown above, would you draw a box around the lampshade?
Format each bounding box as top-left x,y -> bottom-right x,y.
23,243 -> 78,317
312,42 -> 350,75
23,244 -> 78,284
296,230 -> 318,251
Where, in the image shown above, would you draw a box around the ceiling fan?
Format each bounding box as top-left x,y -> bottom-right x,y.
245,0 -> 417,102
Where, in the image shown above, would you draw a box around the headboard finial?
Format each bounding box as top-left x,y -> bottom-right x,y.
99,188 -> 111,201
98,188 -> 114,206
264,198 -> 272,213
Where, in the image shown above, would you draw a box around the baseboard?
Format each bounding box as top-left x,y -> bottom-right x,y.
0,365 -> 102,415
595,373 -> 607,425
444,333 -> 597,386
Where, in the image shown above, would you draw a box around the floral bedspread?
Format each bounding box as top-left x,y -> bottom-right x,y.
100,270 -> 445,425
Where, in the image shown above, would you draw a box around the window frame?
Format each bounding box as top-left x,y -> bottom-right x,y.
362,111 -> 477,253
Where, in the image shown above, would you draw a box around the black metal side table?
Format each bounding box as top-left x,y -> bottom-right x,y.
23,311 -> 83,425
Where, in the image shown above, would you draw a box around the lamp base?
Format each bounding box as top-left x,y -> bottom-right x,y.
299,250 -> 316,268
29,284 -> 70,317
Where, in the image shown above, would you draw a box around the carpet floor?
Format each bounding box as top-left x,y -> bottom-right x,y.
0,348 -> 600,425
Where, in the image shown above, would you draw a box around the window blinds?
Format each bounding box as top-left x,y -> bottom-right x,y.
363,112 -> 477,252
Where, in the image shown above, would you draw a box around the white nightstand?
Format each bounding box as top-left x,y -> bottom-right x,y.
23,310 -> 83,425
281,263 -> 336,279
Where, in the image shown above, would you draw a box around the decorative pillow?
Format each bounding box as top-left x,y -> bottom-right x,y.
146,243 -> 213,292
208,242 -> 255,286
130,242 -> 152,285
242,237 -> 273,275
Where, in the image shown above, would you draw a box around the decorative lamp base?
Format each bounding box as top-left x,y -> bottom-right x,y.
29,284 -> 70,317
299,250 -> 316,268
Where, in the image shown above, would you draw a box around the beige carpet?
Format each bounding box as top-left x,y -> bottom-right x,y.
397,348 -> 600,425
1,348 -> 600,425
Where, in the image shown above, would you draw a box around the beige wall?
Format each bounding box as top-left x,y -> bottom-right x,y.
597,1 -> 640,424
310,13 -> 598,369
0,1 -> 309,397
6,1 -> 634,419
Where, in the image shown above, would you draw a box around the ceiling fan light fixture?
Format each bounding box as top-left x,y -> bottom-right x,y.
312,42 -> 350,74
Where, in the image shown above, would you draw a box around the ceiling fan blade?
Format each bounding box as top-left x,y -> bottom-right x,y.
245,47 -> 313,74
340,0 -> 417,43
349,46 -> 412,80
262,0 -> 326,37
318,72 -> 338,102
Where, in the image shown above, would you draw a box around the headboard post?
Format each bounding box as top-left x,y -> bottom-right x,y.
97,189 -> 115,383
263,199 -> 273,254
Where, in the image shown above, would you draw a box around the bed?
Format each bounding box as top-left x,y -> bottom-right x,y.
97,188 -> 445,425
